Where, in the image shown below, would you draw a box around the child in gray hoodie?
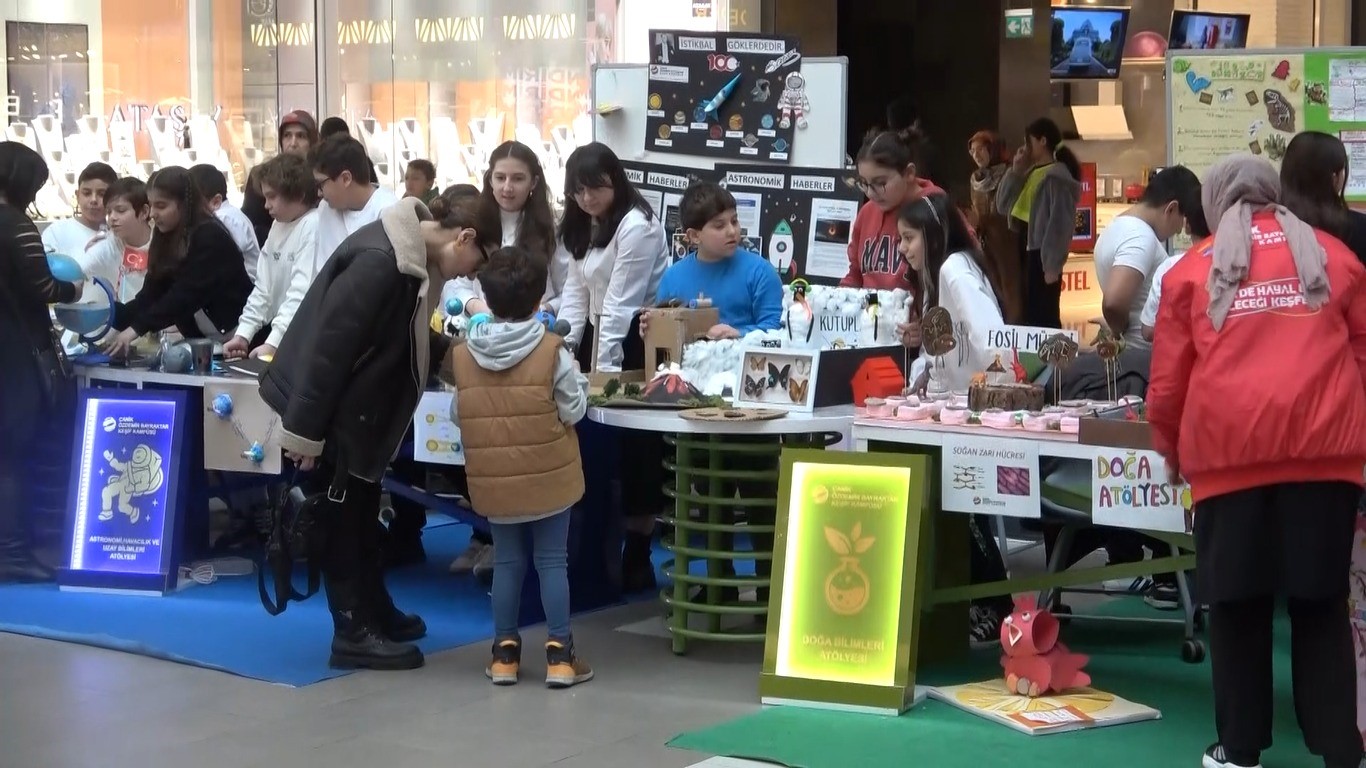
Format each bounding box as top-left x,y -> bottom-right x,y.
447,245 -> 592,688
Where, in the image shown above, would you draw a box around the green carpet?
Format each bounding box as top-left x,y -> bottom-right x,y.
669,603 -> 1329,767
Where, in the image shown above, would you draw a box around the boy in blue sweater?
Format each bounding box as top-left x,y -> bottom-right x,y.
646,182 -> 782,337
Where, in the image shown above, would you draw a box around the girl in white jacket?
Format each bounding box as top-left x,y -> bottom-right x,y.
223,154 -> 319,360
442,141 -> 567,319
903,192 -> 1008,392
557,143 -> 668,372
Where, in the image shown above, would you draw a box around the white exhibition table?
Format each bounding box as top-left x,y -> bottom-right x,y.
851,417 -> 1098,459
587,404 -> 856,435
77,365 -> 244,388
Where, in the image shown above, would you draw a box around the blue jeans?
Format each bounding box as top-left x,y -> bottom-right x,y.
488,509 -> 572,642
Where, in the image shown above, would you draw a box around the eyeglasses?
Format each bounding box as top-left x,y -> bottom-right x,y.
855,177 -> 891,194
314,175 -> 337,193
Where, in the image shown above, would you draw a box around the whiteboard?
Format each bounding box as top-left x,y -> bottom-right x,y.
591,58 -> 849,171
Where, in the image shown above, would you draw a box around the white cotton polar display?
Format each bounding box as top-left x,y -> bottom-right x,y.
779,284 -> 913,349
681,338 -> 744,390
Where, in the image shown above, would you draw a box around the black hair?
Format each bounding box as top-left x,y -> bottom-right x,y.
406,158 -> 436,183
897,192 -> 1005,313
480,245 -> 547,321
78,161 -> 117,187
478,140 -> 557,263
0,141 -> 49,211
257,153 -> 317,208
311,136 -> 373,185
318,116 -> 351,140
104,177 -> 148,213
187,163 -> 229,201
855,126 -> 930,177
145,166 -> 215,279
428,184 -> 479,219
559,142 -> 655,261
1280,131 -> 1352,239
1024,117 -> 1081,181
679,181 -> 737,231
1185,203 -> 1211,240
1140,165 -> 1201,216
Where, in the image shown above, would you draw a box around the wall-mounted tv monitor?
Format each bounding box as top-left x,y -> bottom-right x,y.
1050,6 -> 1131,80
1169,10 -> 1251,51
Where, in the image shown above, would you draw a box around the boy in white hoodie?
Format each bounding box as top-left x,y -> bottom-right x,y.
447,245 -> 592,689
223,154 -> 319,361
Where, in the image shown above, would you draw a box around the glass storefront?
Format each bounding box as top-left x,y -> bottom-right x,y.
1,0 -> 304,219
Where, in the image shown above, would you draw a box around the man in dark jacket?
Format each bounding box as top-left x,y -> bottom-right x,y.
260,195 -> 489,670
243,111 -> 318,245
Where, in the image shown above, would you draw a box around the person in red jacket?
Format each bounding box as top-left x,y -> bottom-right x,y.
1148,153 -> 1366,768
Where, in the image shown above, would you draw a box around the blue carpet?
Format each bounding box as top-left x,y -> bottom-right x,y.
0,519 -> 494,687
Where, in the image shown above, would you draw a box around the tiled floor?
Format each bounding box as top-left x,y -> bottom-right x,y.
1,537 -> 1094,768
0,598 -> 766,768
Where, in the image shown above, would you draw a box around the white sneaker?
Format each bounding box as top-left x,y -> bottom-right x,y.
1202,744 -> 1261,768
449,541 -> 490,574
470,543 -> 497,580
1103,576 -> 1153,594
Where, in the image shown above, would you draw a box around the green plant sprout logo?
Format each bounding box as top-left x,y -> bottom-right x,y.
823,523 -> 874,616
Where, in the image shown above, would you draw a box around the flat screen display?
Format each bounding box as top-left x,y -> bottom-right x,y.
1050,7 -> 1131,80
1169,11 -> 1251,51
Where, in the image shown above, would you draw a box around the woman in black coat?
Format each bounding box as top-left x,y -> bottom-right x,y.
0,142 -> 81,582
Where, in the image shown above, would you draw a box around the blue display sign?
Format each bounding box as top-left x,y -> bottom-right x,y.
60,389 -> 188,593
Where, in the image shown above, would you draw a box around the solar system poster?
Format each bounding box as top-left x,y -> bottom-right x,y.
715,164 -> 863,285
645,30 -> 802,161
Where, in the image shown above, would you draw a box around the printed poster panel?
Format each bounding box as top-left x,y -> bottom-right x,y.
621,161 -> 724,266
647,30 -> 802,162
941,435 -> 1041,519
69,397 -> 178,574
414,391 -> 464,466
1169,53 -> 1306,180
774,460 -> 912,687
1091,448 -> 1192,533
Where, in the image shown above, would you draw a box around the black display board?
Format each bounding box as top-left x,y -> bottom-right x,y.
622,160 -> 725,265
714,164 -> 863,285
646,30 -> 803,163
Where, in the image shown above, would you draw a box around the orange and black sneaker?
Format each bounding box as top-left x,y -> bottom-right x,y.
485,638 -> 520,685
545,639 -> 594,688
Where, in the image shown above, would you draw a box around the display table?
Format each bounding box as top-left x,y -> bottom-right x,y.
588,405 -> 853,654
851,417 -> 1202,662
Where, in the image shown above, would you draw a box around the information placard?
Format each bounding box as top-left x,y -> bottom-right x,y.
761,449 -> 930,715
940,435 -> 1041,519
413,391 -> 464,466
1090,447 -> 1192,533
61,389 -> 188,593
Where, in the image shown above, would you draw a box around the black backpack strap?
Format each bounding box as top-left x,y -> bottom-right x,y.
257,471 -> 321,616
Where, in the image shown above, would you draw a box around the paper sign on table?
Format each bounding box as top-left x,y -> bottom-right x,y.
413,391 -> 464,466
1090,448 -> 1191,533
940,435 -> 1041,519
982,325 -> 1079,354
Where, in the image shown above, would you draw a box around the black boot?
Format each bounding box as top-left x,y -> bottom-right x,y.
324,575 -> 424,671
367,567 -> 427,643
622,530 -> 657,593
0,471 -> 53,584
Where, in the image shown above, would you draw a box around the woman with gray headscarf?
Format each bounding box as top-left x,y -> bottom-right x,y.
1148,153 -> 1366,768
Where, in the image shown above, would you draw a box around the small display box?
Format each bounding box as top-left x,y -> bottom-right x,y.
1078,400 -> 1151,450
643,305 -> 720,371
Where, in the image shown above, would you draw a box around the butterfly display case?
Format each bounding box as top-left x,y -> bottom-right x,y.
735,348 -> 822,413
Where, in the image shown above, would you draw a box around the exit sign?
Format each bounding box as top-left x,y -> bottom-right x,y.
1005,9 -> 1034,39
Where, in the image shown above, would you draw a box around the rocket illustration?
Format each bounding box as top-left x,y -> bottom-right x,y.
694,73 -> 743,124
765,48 -> 801,74
769,220 -> 794,272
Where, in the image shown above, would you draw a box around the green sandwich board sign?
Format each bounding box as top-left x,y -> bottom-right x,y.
1005,9 -> 1033,39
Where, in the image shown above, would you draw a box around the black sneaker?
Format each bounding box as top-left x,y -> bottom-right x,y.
1202,743 -> 1262,768
1144,583 -> 1181,611
969,605 -> 1002,650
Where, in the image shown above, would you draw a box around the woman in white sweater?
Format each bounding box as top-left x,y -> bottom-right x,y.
904,192 -> 1008,392
901,191 -> 1015,646
442,141 -> 567,318
557,142 -> 668,372
223,154 -> 319,360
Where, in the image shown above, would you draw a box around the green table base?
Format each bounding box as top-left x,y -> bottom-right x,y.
660,431 -> 842,655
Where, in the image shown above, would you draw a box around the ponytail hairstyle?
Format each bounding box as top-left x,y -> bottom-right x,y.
477,140 -> 557,263
146,165 -> 215,280
432,192 -> 485,236
898,192 -> 1006,314
428,183 -> 479,220
855,125 -> 930,178
1025,117 -> 1080,181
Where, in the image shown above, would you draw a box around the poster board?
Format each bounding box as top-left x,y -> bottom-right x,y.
1167,47 -> 1366,201
713,163 -> 863,284
621,160 -> 724,264
593,58 -> 849,171
643,30 -> 802,163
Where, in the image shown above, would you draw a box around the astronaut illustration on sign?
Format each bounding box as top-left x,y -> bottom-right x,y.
99,445 -> 165,524
777,72 -> 810,130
